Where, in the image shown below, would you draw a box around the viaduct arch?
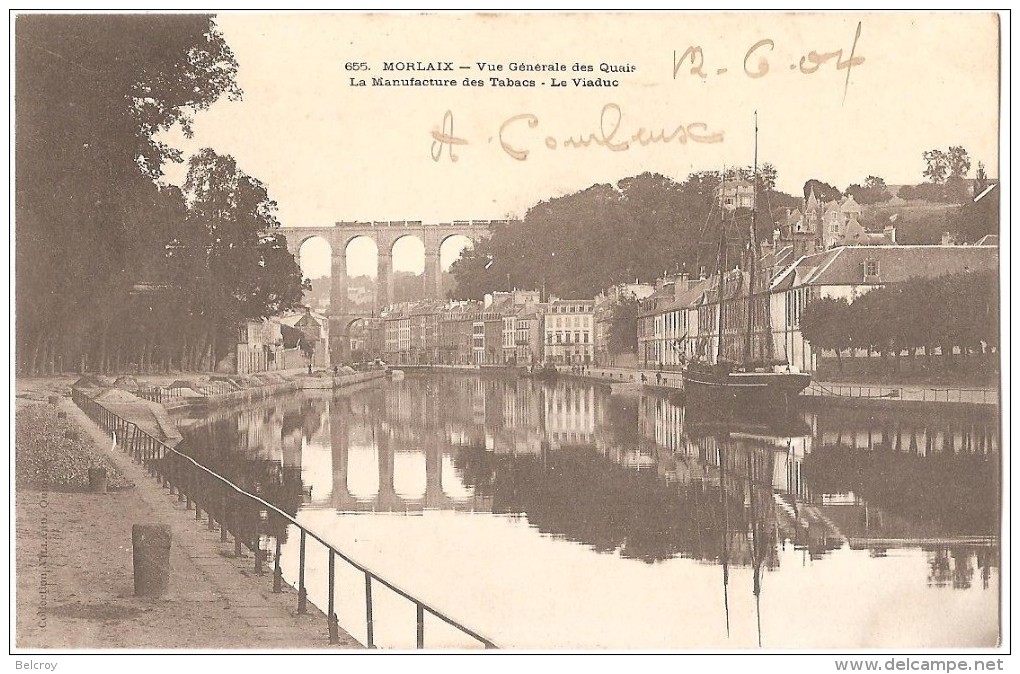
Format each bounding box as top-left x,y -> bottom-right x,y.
280,220 -> 499,360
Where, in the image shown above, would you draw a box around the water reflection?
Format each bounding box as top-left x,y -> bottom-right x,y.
178,375 -> 999,648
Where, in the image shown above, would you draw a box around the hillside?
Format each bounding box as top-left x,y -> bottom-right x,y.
860,199 -> 961,244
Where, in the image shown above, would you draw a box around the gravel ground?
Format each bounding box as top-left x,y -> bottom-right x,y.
16,400 -> 132,490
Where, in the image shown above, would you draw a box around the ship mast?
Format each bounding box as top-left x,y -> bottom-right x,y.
743,112 -> 760,363
714,167 -> 727,365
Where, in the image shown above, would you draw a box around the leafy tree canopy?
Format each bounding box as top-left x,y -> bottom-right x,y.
450,169 -> 795,300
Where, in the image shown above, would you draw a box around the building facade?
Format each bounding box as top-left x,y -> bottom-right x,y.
543,299 -> 595,364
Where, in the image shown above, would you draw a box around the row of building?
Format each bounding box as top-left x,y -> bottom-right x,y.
375,290 -> 605,366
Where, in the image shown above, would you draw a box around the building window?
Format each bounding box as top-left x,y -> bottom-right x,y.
865,259 -> 880,277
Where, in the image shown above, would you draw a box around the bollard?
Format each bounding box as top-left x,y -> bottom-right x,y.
88,467 -> 108,493
132,524 -> 172,597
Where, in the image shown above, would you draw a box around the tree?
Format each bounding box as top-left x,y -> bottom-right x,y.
450,173 -> 714,300
846,175 -> 892,205
946,146 -> 971,180
922,149 -> 949,184
608,297 -> 640,355
756,163 -> 778,193
170,149 -> 308,369
16,15 -> 241,374
923,146 -> 970,185
803,179 -> 842,202
799,297 -> 852,370
817,271 -> 997,374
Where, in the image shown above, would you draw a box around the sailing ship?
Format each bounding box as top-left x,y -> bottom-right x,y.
681,114 -> 811,413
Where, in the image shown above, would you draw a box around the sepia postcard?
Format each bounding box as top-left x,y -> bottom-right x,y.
11,10 -> 1007,666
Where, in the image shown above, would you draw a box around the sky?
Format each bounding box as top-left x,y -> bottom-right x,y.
160,12 -> 1001,279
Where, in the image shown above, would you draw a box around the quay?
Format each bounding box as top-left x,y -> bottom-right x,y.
399,364 -> 998,408
15,388 -> 361,649
16,368 -> 497,649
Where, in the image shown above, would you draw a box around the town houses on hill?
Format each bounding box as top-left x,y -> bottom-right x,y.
637,181 -> 997,373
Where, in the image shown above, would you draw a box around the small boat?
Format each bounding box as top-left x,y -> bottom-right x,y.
388,369 -> 405,381
531,364 -> 559,381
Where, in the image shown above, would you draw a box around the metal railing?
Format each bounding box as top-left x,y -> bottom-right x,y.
71,387 -> 497,650
805,383 -> 997,406
136,388 -> 164,403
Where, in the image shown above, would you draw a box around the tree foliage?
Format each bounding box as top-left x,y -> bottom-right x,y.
450,170 -> 792,300
608,296 -> 640,355
16,15 -> 305,374
923,146 -> 971,185
803,179 -> 842,202
799,297 -> 852,369
163,149 -> 308,365
801,271 -> 997,371
845,175 -> 892,205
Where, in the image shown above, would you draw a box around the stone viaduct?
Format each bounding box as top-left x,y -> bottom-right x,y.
280,220 -> 501,359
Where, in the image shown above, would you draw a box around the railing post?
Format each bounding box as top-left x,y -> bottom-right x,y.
273,535 -> 283,593
327,550 -> 338,645
365,572 -> 374,648
175,456 -> 184,500
254,513 -> 263,575
416,603 -> 425,649
221,490 -> 229,543
297,530 -> 307,613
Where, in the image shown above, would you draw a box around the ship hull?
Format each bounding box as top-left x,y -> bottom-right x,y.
682,366 -> 811,414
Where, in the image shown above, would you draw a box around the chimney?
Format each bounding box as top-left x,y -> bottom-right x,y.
484,293 -> 493,308
885,225 -> 897,244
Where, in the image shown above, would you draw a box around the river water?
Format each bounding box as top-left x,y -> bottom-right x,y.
177,374 -> 999,649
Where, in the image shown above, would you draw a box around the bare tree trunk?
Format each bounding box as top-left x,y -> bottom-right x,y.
43,336 -> 55,375
138,338 -> 148,374
98,325 -> 109,374
208,323 -> 218,372
27,332 -> 44,376
179,333 -> 189,372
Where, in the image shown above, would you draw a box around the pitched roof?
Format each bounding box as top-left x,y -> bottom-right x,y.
762,244 -> 795,271
775,245 -> 998,289
840,195 -> 862,213
279,310 -> 327,327
661,277 -> 714,311
806,188 -> 819,210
